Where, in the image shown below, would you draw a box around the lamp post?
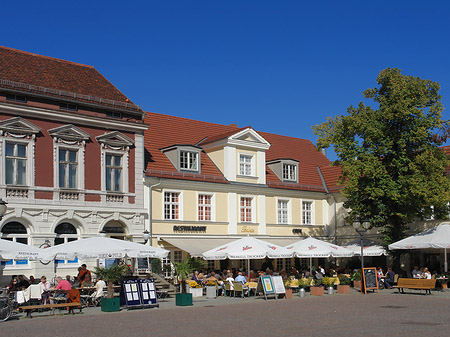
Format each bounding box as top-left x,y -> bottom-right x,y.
352,219 -> 370,271
0,198 -> 7,221
143,230 -> 150,244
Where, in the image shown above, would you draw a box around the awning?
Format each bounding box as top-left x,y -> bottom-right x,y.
160,237 -> 301,257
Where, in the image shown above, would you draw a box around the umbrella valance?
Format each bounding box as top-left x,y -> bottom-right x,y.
43,236 -> 170,260
0,239 -> 54,261
388,223 -> 450,250
343,239 -> 387,257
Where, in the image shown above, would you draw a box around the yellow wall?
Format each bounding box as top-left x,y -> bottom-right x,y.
205,148 -> 224,173
215,192 -> 228,222
314,200 -> 323,224
266,197 -> 277,224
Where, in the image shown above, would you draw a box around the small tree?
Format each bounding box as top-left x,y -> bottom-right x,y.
173,257 -> 206,293
94,264 -> 128,298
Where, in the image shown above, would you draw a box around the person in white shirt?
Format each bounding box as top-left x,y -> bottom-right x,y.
38,275 -> 52,304
91,276 -> 106,306
412,266 -> 422,278
423,268 -> 432,279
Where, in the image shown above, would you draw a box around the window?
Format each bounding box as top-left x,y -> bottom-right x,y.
59,102 -> 78,111
6,94 -> 26,102
180,150 -> 198,171
283,164 -> 297,181
1,222 -> 28,267
106,154 -> 122,192
5,142 -> 27,185
173,250 -> 182,263
54,223 -> 78,265
106,111 -> 122,119
198,194 -> 212,221
164,192 -> 180,220
278,200 -> 289,224
240,197 -> 253,222
302,201 -> 313,225
59,149 -> 77,189
239,154 -> 253,176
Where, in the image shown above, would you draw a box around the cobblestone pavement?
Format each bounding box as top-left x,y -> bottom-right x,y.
2,288 -> 449,337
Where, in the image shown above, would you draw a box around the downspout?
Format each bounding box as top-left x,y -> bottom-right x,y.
148,178 -> 162,246
317,167 -> 338,245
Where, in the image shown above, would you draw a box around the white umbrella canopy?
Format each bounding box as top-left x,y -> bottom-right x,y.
43,236 -> 170,260
0,239 -> 54,261
285,237 -> 354,258
388,223 -> 450,272
202,236 -> 292,260
343,239 -> 387,257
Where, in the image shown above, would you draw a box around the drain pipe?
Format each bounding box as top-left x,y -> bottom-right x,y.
317,167 -> 338,245
148,178 -> 162,246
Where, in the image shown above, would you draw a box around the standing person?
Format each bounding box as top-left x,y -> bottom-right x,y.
77,264 -> 92,287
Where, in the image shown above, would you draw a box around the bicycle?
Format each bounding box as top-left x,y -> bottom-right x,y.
0,289 -> 13,322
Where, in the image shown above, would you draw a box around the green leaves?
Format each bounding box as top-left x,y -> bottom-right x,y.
313,68 -> 450,246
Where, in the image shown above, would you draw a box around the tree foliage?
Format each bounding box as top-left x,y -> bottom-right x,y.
313,68 -> 450,247
94,264 -> 128,298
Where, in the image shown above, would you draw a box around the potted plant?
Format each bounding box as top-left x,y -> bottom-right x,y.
437,273 -> 449,289
351,270 -> 362,292
188,280 -> 203,297
205,280 -> 217,299
297,278 -> 308,297
284,280 -> 293,299
337,275 -> 351,294
322,277 -> 334,295
173,258 -> 194,306
310,278 -> 324,296
94,264 -> 128,312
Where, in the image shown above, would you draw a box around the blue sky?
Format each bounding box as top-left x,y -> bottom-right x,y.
2,1 -> 450,160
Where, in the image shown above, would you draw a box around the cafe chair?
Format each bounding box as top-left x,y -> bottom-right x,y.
232,281 -> 247,298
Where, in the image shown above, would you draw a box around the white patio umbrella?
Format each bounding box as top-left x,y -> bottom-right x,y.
0,239 -> 54,261
202,236 -> 293,276
388,223 -> 450,272
343,239 -> 387,257
43,236 -> 170,260
285,237 -> 354,274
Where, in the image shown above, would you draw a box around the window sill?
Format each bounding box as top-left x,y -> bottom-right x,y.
237,175 -> 258,179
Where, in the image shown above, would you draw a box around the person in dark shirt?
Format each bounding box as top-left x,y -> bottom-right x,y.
384,268 -> 396,289
17,275 -> 30,289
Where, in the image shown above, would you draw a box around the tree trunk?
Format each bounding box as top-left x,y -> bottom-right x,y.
107,280 -> 114,298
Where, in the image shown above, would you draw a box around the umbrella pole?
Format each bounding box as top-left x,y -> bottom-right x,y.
248,259 -> 250,279
310,256 -> 312,275
445,248 -> 448,273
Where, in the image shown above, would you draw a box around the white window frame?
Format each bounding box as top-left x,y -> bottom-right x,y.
57,147 -> 80,189
163,190 -> 183,221
239,195 -> 254,223
238,153 -> 254,176
100,148 -> 129,195
105,153 -> 123,192
5,141 -> 28,186
302,200 -> 314,225
197,192 -> 215,221
1,225 -> 30,269
277,198 -> 291,224
179,150 -> 199,171
282,163 -> 297,182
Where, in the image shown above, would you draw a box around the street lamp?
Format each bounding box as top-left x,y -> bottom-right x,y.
0,198 -> 7,221
143,230 -> 150,244
353,218 -> 370,271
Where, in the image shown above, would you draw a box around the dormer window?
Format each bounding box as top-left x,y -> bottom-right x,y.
239,154 -> 253,176
180,150 -> 198,171
161,145 -> 201,173
267,158 -> 299,183
283,163 -> 297,181
6,94 -> 27,103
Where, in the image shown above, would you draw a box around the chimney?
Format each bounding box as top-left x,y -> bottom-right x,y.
320,148 -> 327,157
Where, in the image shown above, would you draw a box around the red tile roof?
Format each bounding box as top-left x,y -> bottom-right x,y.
0,46 -> 140,112
144,112 -> 339,191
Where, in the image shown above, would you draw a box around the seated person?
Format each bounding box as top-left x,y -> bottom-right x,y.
384,268 -> 395,289
412,266 -> 422,278
77,264 -> 92,287
423,268 -> 431,279
91,276 -> 106,304
17,275 -> 30,290
54,276 -> 73,297
235,272 -> 247,284
6,277 -> 20,294
39,275 -> 52,304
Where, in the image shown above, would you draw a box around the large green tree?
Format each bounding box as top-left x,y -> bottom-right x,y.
313,68 -> 450,252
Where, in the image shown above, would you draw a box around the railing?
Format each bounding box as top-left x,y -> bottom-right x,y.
6,187 -> 28,198
106,194 -> 124,203
59,191 -> 79,200
0,79 -> 141,112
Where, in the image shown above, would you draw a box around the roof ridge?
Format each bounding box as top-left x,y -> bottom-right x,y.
145,111 -> 240,130
0,46 -> 94,69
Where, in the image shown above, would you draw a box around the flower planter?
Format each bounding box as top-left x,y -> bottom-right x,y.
101,297 -> 120,312
310,286 -> 324,296
176,293 -> 193,306
337,284 -> 350,294
284,289 -> 293,299
206,286 -> 217,299
353,280 -> 362,292
188,287 -> 203,298
442,283 -> 447,289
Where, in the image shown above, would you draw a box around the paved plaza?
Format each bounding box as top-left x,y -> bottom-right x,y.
1,288 -> 449,336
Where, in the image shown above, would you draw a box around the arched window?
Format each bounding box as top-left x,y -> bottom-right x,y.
1,221 -> 28,267
102,221 -> 126,240
54,222 -> 78,265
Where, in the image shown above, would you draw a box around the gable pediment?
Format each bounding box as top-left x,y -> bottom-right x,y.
48,124 -> 91,141
0,117 -> 41,135
96,131 -> 134,147
228,128 -> 271,150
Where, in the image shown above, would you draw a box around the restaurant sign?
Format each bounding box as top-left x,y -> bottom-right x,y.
173,225 -> 207,233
